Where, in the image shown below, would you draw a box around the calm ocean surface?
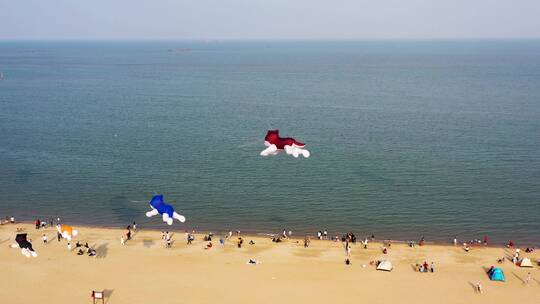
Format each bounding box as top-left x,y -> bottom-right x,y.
1,40 -> 539,244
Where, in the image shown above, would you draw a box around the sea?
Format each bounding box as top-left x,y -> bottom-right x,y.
1,40 -> 539,245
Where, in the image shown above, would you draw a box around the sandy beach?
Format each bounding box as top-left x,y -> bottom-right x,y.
1,223 -> 539,304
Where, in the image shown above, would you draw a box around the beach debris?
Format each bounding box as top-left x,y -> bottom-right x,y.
10,233 -> 37,258
146,194 -> 186,225
56,224 -> 78,241
260,130 -> 310,158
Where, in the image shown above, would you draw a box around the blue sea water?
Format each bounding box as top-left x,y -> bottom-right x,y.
0,40 -> 539,244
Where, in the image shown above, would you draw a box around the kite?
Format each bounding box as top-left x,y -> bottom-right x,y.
260,130 -> 310,158
10,233 -> 37,258
56,224 -> 78,241
146,194 -> 186,225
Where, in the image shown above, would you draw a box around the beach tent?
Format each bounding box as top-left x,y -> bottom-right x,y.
519,258 -> 533,267
376,260 -> 393,271
488,268 -> 505,282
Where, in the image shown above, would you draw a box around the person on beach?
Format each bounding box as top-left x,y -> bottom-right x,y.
42,234 -> 47,244
133,222 -> 137,231
382,246 -> 387,254
323,230 -> 328,240
282,229 -> 288,239
453,236 -> 457,246
126,226 -> 132,240
483,235 -> 488,246
161,231 -> 166,240
345,242 -> 351,258
187,233 -> 194,244
430,262 -> 435,273
219,237 -> 225,246
526,272 -> 531,285
120,236 -> 125,245
228,231 -> 232,239
476,282 -> 482,294
237,237 -> 243,248
304,236 -> 310,248
317,231 -> 322,240
10,216 -> 15,224
57,231 -> 62,242
35,219 -> 40,229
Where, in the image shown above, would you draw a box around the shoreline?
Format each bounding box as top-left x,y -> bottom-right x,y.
4,220 -> 534,248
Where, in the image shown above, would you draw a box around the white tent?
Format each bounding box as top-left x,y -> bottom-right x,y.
519,257 -> 533,267
376,260 -> 393,271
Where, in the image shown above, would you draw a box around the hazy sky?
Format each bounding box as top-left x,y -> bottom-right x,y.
1,0 -> 539,40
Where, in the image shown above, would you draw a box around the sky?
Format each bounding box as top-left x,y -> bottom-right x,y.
1,0 -> 540,40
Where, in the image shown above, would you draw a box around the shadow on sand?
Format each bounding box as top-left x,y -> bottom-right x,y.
95,243 -> 108,259
467,281 -> 478,293
104,289 -> 114,304
512,272 -> 525,284
143,240 -> 155,248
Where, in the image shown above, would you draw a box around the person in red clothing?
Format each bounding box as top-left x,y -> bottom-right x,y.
483,235 -> 488,246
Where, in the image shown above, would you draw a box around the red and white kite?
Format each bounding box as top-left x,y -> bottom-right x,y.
260,130 -> 310,158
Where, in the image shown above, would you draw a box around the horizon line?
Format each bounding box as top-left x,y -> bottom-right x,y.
1,37 -> 540,43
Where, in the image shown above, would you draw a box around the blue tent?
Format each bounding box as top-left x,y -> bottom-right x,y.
488,268 -> 505,282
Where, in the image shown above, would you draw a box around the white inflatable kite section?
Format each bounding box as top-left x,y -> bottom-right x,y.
11,243 -> 37,258
260,144 -> 310,158
22,248 -> 37,258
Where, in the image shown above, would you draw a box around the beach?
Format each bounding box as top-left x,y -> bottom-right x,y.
1,223 -> 538,303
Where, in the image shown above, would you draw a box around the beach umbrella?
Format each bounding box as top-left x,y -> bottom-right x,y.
146,194 -> 186,225
13,233 -> 37,258
260,130 -> 310,158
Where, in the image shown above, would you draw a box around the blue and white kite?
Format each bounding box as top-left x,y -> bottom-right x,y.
146,194 -> 186,225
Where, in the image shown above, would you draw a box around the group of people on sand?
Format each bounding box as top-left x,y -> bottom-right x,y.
316,230 -> 328,240
75,242 -> 96,256
0,216 -> 15,225
34,218 -> 53,229
415,261 -> 435,273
